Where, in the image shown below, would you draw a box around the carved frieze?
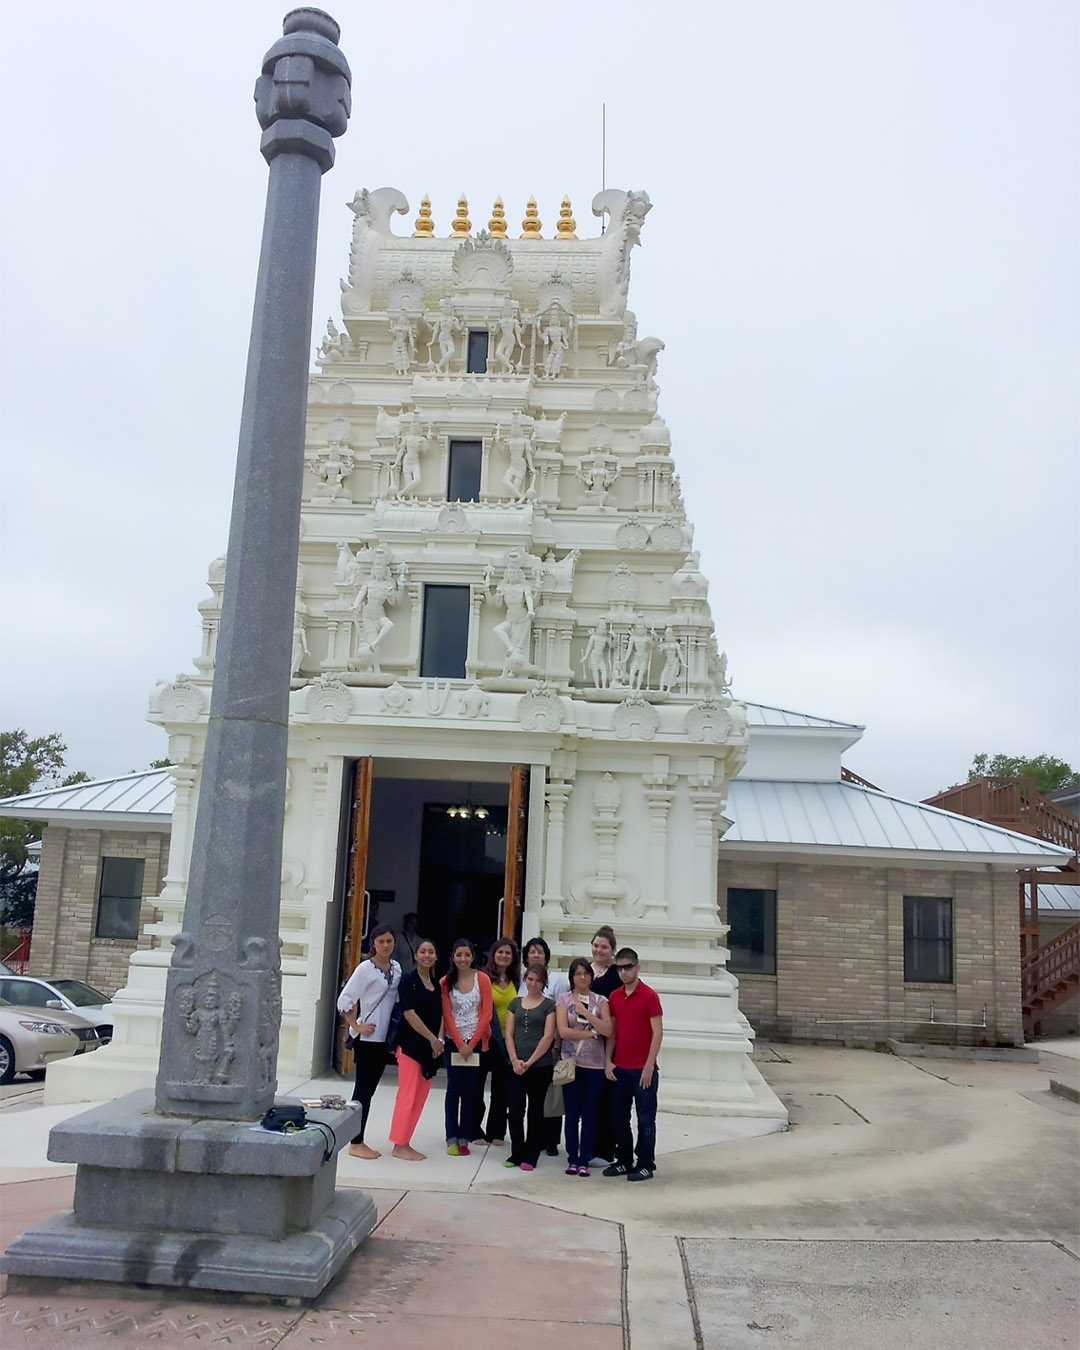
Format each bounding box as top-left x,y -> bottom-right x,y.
613,696 -> 659,741
382,682 -> 412,715
304,675 -> 353,723
154,677 -> 206,722
685,699 -> 731,744
518,686 -> 563,731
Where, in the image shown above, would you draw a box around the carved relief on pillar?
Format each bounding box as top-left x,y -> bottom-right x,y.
642,761 -> 678,920
308,415 -> 355,501
487,550 -> 537,678
567,772 -> 642,920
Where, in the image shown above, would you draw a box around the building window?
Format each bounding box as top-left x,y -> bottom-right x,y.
903,896 -> 953,983
726,888 -> 776,974
466,330 -> 489,374
447,440 -> 482,502
96,857 -> 145,940
420,585 -> 470,678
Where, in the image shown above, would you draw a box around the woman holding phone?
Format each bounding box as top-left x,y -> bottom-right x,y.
555,958 -> 613,1175
439,937 -> 493,1156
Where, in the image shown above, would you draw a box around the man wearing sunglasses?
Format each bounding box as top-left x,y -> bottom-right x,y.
602,948 -> 663,1181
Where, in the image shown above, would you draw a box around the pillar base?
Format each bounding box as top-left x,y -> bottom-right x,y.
1,1090 -> 377,1300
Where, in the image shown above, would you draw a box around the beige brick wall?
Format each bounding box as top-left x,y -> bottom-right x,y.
718,853 -> 1023,1046
30,826 -> 169,998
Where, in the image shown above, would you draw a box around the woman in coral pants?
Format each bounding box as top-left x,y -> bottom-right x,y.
388,939 -> 444,1160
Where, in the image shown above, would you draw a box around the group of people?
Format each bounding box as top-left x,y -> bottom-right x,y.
336,924 -> 663,1181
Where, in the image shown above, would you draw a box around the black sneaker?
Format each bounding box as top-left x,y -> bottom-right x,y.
627,1166 -> 655,1182
545,1146 -> 560,1157
602,1162 -> 629,1177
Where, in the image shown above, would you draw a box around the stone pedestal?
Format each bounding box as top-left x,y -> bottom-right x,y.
2,1091 -> 376,1300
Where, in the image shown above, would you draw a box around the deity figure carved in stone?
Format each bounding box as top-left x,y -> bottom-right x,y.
541,303 -> 571,379
581,618 -> 612,689
658,626 -> 684,694
319,317 -> 349,362
708,639 -> 731,696
495,410 -> 536,501
489,562 -> 535,676
375,406 -> 397,441
627,621 -> 656,693
578,448 -> 618,506
393,413 -> 432,497
493,303 -> 523,374
428,300 -> 459,373
389,313 -> 416,376
179,975 -> 242,1086
351,547 -> 402,665
609,311 -> 638,367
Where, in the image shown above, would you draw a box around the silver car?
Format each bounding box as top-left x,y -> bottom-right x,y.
0,996 -> 101,1084
0,976 -> 115,1043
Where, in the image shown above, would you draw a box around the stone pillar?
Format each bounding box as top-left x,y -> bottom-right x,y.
540,777 -> 572,922
155,8 -> 352,1123
642,758 -> 677,922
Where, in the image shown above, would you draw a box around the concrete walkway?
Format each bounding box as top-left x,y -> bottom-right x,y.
1,1041 -> 1077,1348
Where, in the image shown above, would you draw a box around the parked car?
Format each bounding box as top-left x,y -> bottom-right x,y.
0,996 -> 101,1084
0,976 -> 115,1043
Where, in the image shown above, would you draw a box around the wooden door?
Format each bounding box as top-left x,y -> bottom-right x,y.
334,757 -> 373,1077
502,765 -> 530,940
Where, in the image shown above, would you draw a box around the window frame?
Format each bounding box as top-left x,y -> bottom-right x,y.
95,856 -> 146,941
725,887 -> 777,975
903,895 -> 954,984
466,329 -> 489,374
447,439 -> 483,503
419,583 -> 471,679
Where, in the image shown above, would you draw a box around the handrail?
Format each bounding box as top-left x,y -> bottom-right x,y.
841,766 -> 882,791
926,776 -> 1080,855
1021,921 -> 1080,1004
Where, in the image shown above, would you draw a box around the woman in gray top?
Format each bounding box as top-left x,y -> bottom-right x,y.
503,963 -> 556,1171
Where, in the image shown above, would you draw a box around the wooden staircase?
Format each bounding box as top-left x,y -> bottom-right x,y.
1022,920 -> 1080,1038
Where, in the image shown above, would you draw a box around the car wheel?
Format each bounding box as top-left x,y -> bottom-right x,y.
0,1035 -> 15,1085
98,1027 -> 113,1044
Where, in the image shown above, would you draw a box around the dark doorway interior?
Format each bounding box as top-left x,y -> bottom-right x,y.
417,801 -> 508,963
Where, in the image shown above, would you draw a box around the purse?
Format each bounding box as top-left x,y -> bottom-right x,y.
451,1050 -> 480,1067
261,1104 -> 307,1133
553,1056 -> 576,1085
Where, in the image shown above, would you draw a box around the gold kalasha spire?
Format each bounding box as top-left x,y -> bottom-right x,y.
450,194 -> 472,237
413,194 -> 434,238
489,197 -> 508,238
519,196 -> 542,240
554,194 -> 577,240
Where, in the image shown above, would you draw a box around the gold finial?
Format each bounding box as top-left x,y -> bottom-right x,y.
450,194 -> 472,237
554,195 -> 578,240
489,196 -> 508,238
412,194 -> 434,238
520,196 -> 543,240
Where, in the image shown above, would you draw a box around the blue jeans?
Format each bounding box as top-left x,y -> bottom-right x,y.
612,1066 -> 658,1171
563,1065 -> 604,1166
444,1056 -> 484,1145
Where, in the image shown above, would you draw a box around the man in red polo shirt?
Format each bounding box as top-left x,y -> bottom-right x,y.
603,947 -> 663,1181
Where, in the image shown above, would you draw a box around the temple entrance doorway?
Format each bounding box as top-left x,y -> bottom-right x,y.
332,758 -> 530,1075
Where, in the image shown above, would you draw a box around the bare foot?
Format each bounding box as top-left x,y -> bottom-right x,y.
471,1139 -> 488,1146
348,1142 -> 381,1160
392,1144 -> 426,1161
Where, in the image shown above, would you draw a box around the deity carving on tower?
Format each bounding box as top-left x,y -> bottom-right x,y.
581,618 -> 613,689
487,554 -> 536,677
389,312 -> 417,376
350,545 -> 403,672
627,621 -> 656,693
393,412 -> 432,497
494,410 -> 536,502
319,317 -> 350,362
578,447 -> 619,507
310,416 -> 354,500
427,299 -> 459,372
658,626 -> 684,694
492,302 -> 523,374
540,302 -> 572,379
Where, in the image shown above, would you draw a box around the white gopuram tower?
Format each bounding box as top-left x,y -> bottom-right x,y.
126,189 -> 784,1119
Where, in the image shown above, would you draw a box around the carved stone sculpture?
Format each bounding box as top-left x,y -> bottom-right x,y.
578,447 -> 618,507
393,412 -> 431,497
492,302 -> 523,374
613,695 -> 659,741
494,409 -> 536,501
627,621 -> 655,692
581,618 -> 612,689
389,313 -> 416,376
304,674 -> 352,722
428,299 -> 459,372
488,557 -> 535,676
178,973 -> 242,1087
518,686 -> 563,731
459,684 -> 490,718
319,317 -> 349,362
350,545 -> 401,667
658,626 -> 683,694
606,564 -> 639,605
685,699 -> 731,744
540,302 -> 571,379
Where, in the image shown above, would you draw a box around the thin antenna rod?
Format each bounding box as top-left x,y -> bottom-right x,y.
601,102 -> 607,233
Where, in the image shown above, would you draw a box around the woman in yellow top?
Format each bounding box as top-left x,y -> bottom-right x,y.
477,937 -> 520,1145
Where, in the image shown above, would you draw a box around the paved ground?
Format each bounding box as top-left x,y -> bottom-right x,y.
1,1039 -> 1077,1348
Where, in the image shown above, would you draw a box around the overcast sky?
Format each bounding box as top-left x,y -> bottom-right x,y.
2,0 -> 1077,801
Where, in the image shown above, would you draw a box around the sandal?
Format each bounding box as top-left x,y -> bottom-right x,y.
565,1164 -> 579,1176
577,1167 -> 591,1178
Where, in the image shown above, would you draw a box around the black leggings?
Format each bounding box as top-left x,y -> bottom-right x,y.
351,1040 -> 389,1143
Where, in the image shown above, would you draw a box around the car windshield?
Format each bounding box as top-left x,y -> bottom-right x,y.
50,980 -> 109,1006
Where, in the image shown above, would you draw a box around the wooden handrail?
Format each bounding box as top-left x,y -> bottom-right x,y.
926,776 -> 1080,856
1021,921 -> 1080,1004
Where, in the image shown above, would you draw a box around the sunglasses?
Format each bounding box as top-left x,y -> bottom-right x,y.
614,962 -> 637,972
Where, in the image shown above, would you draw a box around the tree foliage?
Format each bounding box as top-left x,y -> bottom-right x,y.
0,731 -> 87,928
966,752 -> 1078,796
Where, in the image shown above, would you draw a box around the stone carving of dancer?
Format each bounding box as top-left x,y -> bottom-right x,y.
179,976 -> 242,1086
627,621 -> 656,692
495,410 -> 535,501
351,547 -> 401,669
393,413 -> 431,496
541,303 -> 571,379
581,618 -> 612,689
658,626 -> 683,694
489,562 -> 535,676
428,300 -> 459,373
492,303 -> 523,374
390,313 -> 416,376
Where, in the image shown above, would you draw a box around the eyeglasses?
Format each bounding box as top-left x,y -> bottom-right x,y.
614,962 -> 637,972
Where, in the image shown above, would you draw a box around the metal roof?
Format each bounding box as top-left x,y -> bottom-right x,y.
1033,884 -> 1080,913
723,778 -> 1073,864
743,702 -> 863,730
0,769 -> 175,823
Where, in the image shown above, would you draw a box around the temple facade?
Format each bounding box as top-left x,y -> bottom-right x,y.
59,188 -> 778,1117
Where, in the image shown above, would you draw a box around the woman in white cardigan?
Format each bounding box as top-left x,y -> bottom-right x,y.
337,924 -> 401,1159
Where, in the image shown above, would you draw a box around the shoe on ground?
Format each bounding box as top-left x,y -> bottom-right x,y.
602,1162 -> 629,1177
627,1165 -> 655,1181
503,1158 -> 518,1168
446,1143 -> 460,1156
519,1162 -> 535,1171
565,1164 -> 579,1175
457,1144 -> 471,1156
545,1146 -> 560,1157
577,1167 -> 591,1178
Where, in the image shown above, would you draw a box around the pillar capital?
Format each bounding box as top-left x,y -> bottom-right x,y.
255,8 -> 352,170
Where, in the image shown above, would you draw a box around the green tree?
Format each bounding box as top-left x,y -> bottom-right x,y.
0,731 -> 88,929
967,752 -> 1078,795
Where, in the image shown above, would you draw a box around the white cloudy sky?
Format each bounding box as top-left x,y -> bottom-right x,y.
2,0 -> 1076,801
